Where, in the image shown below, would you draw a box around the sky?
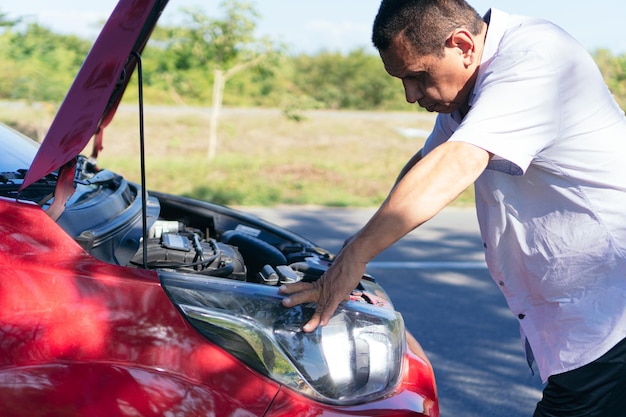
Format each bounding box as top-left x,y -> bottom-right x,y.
1,0 -> 624,55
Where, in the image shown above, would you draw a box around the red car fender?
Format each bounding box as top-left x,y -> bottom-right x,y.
0,197 -> 280,416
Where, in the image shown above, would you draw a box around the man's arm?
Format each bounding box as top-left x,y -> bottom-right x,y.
280,141 -> 490,332
394,148 -> 423,186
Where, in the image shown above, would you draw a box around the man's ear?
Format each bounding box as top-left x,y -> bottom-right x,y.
446,29 -> 476,66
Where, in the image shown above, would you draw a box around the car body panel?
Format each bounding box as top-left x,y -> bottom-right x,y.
21,0 -> 168,190
0,196 -> 279,416
0,0 -> 439,413
0,363 -> 270,417
0,193 -> 439,415
266,389 -> 434,417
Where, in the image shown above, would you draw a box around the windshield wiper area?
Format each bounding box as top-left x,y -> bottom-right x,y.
0,169 -> 57,205
0,155 -> 122,207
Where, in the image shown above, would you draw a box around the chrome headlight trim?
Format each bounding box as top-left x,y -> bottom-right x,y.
160,271 -> 406,405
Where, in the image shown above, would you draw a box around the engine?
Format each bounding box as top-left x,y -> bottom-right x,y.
128,219 -> 323,286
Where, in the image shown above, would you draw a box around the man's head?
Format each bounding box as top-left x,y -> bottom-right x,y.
373,0 -> 484,58
372,0 -> 486,113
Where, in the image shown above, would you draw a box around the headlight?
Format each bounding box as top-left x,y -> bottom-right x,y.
160,271 -> 406,405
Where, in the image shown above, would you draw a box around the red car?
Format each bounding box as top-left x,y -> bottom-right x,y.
0,0 -> 438,415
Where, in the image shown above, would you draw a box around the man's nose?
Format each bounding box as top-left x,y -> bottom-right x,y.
402,79 -> 421,103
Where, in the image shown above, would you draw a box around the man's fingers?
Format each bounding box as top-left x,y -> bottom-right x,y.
279,282 -> 318,307
280,280 -> 342,332
279,265 -> 361,332
301,291 -> 344,332
278,281 -> 312,295
302,300 -> 338,333
302,312 -> 322,333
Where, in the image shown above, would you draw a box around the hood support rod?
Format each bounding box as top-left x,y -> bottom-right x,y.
132,51 -> 149,269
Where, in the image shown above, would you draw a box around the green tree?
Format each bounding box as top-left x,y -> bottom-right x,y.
0,21 -> 90,138
154,1 -> 281,159
593,49 -> 626,110
0,23 -> 89,102
290,49 -> 410,110
0,8 -> 20,30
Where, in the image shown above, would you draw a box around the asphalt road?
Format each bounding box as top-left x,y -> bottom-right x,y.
244,205 -> 545,417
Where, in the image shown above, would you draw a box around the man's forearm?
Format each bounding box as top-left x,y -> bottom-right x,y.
347,141 -> 489,263
394,148 -> 423,186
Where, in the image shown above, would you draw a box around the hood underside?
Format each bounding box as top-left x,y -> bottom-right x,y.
20,0 -> 168,191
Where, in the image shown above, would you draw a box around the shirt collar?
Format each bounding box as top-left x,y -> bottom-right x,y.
469,8 -> 510,107
451,8 -> 509,122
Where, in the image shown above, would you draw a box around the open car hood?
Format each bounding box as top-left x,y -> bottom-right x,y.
20,0 -> 168,190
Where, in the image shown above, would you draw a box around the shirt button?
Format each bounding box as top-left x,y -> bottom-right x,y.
498,281 -> 505,286
483,242 -> 488,248
518,314 -> 526,320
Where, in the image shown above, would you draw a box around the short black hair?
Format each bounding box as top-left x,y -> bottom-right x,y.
372,0 -> 484,57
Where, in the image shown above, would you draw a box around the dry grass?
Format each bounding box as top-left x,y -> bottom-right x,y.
2,103 -> 475,207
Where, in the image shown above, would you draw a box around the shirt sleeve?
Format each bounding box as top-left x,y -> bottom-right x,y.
423,114 -> 457,156
449,48 -> 561,174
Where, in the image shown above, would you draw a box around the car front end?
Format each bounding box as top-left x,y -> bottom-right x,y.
0,0 -> 438,415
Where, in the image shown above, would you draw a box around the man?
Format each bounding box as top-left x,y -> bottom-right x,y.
280,0 -> 626,415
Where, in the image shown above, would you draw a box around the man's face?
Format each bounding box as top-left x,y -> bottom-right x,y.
380,34 -> 474,114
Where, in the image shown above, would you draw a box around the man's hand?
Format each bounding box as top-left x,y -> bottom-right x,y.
280,142 -> 490,332
279,248 -> 366,332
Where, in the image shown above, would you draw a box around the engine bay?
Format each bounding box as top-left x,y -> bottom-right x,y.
2,157 -> 392,308
126,215 -> 330,287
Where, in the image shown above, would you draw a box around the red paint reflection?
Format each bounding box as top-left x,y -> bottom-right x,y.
0,198 -> 278,415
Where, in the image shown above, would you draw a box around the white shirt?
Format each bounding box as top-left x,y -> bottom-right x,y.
423,8 -> 626,382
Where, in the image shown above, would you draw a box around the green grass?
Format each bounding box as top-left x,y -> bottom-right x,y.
2,103 -> 475,207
